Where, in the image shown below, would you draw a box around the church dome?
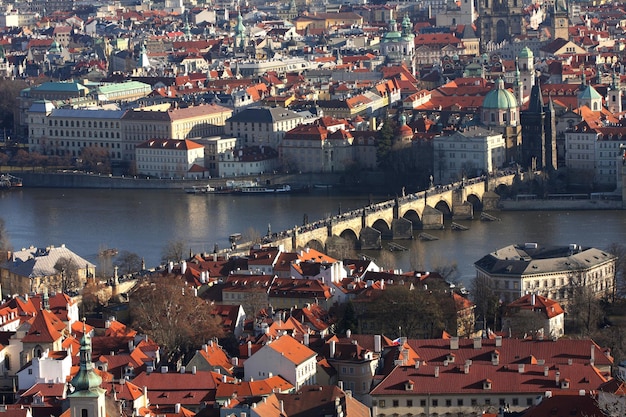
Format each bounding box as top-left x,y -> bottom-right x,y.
519,46 -> 533,60
482,86 -> 518,110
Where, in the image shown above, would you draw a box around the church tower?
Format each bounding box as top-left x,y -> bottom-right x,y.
478,0 -> 525,49
69,322 -> 106,417
521,81 -> 557,171
608,71 -> 622,114
552,0 -> 570,40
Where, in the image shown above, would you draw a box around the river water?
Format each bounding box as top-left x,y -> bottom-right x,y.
2,188 -> 626,286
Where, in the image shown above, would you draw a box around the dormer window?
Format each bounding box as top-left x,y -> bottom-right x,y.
404,380 -> 414,391
446,353 -> 455,363
561,378 -> 570,389
483,379 -> 492,390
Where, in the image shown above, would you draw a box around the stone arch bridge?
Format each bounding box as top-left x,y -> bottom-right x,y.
269,174 -> 515,251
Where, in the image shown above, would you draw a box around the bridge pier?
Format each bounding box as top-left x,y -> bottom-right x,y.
452,201 -> 473,220
392,218 -> 413,239
422,206 -> 444,229
482,190 -> 501,211
360,227 -> 382,249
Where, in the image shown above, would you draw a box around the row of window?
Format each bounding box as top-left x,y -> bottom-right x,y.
50,119 -> 120,129
48,130 -> 121,139
378,396 -> 530,408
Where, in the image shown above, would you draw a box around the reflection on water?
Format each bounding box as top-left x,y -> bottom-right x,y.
2,188 -> 626,286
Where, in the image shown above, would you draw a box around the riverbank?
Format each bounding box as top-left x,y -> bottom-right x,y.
499,199 -> 623,210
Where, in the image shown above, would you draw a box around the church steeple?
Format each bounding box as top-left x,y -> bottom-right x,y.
69,319 -> 106,417
71,320 -> 102,392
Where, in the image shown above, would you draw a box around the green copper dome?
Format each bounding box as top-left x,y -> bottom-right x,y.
519,46 -> 533,59
483,79 -> 518,109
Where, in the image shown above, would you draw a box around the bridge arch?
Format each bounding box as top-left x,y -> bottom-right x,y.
338,229 -> 359,248
466,193 -> 483,211
434,200 -> 452,218
304,239 -> 325,252
371,218 -> 391,238
403,209 -> 422,231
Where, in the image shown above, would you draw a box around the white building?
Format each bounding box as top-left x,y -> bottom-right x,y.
243,334 -> 317,389
474,243 -> 616,304
433,127 -> 506,184
225,107 -> 304,148
135,139 -> 205,178
218,146 -> 279,177
17,349 -> 73,390
502,293 -> 565,339
565,121 -> 626,187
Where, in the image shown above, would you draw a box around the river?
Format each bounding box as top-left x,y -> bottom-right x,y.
2,187 -> 626,286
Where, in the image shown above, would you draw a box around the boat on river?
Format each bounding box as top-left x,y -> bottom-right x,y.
184,184 -> 215,194
239,184 -> 291,194
0,174 -> 23,189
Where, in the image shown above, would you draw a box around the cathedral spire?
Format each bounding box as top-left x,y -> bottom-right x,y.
71,319 -> 102,392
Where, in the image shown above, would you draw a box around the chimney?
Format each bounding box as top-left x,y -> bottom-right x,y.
518,364 -> 525,374
531,293 -> 536,306
495,336 -> 502,347
247,341 -> 252,357
175,404 -> 181,414
544,366 -> 549,377
181,260 -> 187,273
464,363 -> 470,374
434,366 -> 439,378
473,337 -> 482,349
330,340 -> 336,358
590,345 -> 595,364
374,335 -> 382,353
555,371 -> 560,386
192,366 -> 197,375
280,400 -> 284,413
450,336 -> 459,350
161,366 -> 168,373
303,333 -> 310,346
180,366 -> 186,374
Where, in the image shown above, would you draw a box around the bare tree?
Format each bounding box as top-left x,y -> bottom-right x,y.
116,251 -> 143,274
53,257 -> 81,293
130,276 -> 224,364
606,242 -> 626,300
567,266 -> 603,337
81,282 -> 111,314
470,275 -> 500,331
161,239 -> 186,263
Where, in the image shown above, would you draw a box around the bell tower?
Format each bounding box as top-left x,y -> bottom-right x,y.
552,0 -> 569,40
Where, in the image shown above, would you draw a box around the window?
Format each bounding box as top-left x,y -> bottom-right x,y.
420,400 -> 426,407
471,399 -> 477,406
512,398 -> 519,406
457,399 -> 463,406
445,399 -> 451,407
432,400 -> 438,407
526,398 -> 533,406
406,400 -> 413,407
392,400 -> 399,407
379,400 -> 386,408
81,410 -> 88,417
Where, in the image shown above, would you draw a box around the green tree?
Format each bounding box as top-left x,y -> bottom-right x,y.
0,78 -> 27,133
376,119 -> 395,170
335,301 -> 358,336
130,276 -> 224,364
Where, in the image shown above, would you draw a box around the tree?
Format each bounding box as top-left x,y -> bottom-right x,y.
53,256 -> 81,293
334,301 -> 358,336
0,78 -> 27,133
376,119 -> 395,170
605,242 -> 626,300
470,275 -> 500,331
116,250 -> 143,274
130,276 -> 224,364
366,286 -> 446,338
81,282 -> 111,314
568,267 -> 603,337
11,150 -> 31,170
161,239 -> 186,263
0,218 -> 11,252
81,146 -> 111,174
